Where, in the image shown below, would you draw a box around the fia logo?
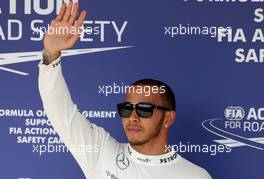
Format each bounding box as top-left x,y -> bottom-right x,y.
224,106 -> 245,121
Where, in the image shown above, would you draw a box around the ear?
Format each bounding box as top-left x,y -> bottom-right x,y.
164,111 -> 176,128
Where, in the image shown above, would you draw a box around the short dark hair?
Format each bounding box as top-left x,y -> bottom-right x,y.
131,79 -> 176,111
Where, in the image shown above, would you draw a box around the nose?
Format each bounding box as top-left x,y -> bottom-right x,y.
128,108 -> 140,123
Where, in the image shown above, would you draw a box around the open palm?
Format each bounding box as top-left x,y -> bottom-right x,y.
44,2 -> 86,57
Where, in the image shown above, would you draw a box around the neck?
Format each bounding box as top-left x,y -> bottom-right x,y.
130,132 -> 168,155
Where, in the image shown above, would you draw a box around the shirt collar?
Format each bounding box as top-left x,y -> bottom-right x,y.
126,143 -> 180,166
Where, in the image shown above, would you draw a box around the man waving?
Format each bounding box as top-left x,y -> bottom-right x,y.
39,1 -> 212,179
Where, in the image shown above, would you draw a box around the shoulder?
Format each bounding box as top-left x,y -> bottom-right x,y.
176,154 -> 212,179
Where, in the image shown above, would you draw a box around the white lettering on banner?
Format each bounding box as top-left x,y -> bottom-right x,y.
218,28 -> 246,42
24,127 -> 56,135
252,29 -> 264,42
112,21 -> 128,42
9,127 -> 63,144
0,1 -> 128,43
224,107 -> 264,132
225,121 -> 242,129
82,20 -> 128,42
214,8 -> 264,63
244,122 -> 264,132
9,0 -> 64,15
31,20 -> 128,42
48,136 -> 64,144
247,108 -> 264,120
0,20 -> 22,40
0,27 -> 5,40
0,109 -> 116,119
25,119 -> 51,126
33,0 -> 54,15
9,127 -> 23,134
254,8 -> 264,23
29,20 -> 44,41
235,48 -> 264,63
0,109 -> 34,117
17,136 -> 46,144
35,109 -> 47,117
234,28 -> 264,63
82,111 -> 117,118
93,21 -> 110,42
3,108 -> 113,154
8,19 -> 22,40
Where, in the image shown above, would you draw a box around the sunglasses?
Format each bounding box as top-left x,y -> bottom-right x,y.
117,102 -> 172,118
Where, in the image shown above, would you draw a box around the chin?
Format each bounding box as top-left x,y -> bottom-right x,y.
129,140 -> 146,146
128,137 -> 149,146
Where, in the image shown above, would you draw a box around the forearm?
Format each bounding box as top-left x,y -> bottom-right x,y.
38,57 -> 103,174
38,57 -> 77,134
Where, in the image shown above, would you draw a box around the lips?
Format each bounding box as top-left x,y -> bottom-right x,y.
126,125 -> 144,132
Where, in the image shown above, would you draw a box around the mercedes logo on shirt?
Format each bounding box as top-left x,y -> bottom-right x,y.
116,153 -> 130,170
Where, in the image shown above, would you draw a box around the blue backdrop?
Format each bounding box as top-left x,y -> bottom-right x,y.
0,0 -> 263,178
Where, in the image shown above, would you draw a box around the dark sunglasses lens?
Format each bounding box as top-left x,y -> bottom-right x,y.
117,103 -> 133,117
136,103 -> 154,118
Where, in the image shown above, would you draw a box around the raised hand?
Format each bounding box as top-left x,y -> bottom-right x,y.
43,1 -> 87,63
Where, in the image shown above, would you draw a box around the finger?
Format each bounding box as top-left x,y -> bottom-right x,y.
62,1 -> 73,22
74,11 -> 87,28
67,10 -> 87,48
68,3 -> 79,25
67,33 -> 80,48
55,3 -> 67,21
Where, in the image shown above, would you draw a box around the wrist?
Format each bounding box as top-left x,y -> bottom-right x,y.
42,48 -> 61,65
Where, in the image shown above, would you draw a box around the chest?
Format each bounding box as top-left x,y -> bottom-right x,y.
91,153 -> 180,179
